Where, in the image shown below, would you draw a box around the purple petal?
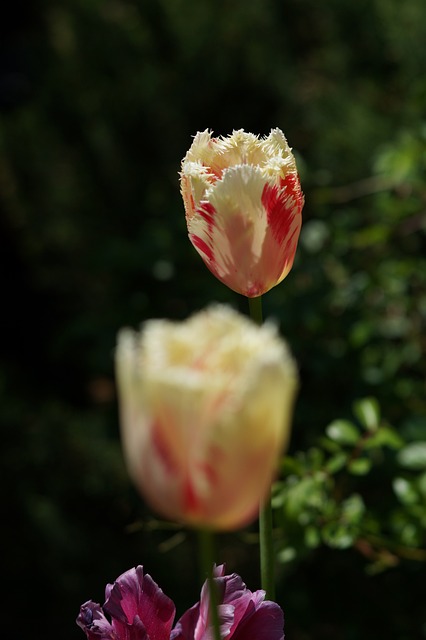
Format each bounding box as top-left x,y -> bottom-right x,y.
104,566 -> 175,640
136,573 -> 176,640
171,602 -> 200,640
172,584 -> 235,640
213,565 -> 226,578
214,572 -> 254,633
171,568 -> 284,640
230,600 -> 284,640
104,566 -> 144,623
112,614 -> 149,640
76,601 -> 114,640
220,574 -> 247,605
198,575 -> 235,640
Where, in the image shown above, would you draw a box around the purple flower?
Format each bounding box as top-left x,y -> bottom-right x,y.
171,565 -> 284,640
76,565 -> 175,640
77,565 -> 284,640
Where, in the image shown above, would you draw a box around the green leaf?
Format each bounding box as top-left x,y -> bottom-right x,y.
280,455 -> 305,476
353,397 -> 380,431
318,435 -> 342,454
417,472 -> 426,498
306,446 -> 325,469
321,522 -> 354,549
282,475 -> 327,518
325,452 -> 348,474
363,426 -> 404,450
348,457 -> 373,475
326,420 -> 360,445
277,546 -> 297,563
397,442 -> 426,470
341,494 -> 365,523
305,525 -> 321,549
393,477 -> 418,505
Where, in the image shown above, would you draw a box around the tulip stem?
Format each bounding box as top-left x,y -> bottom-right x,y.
248,295 -> 276,601
198,529 -> 222,640
248,295 -> 263,325
258,497 -> 276,601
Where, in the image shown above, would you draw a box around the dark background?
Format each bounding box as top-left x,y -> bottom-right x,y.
1,1 -> 425,639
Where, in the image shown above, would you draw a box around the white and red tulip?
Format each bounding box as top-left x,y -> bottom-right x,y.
115,305 -> 298,531
181,129 -> 304,297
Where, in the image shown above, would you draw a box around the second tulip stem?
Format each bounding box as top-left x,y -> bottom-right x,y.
248,295 -> 263,325
248,295 -> 276,601
198,529 -> 222,640
259,495 -> 276,601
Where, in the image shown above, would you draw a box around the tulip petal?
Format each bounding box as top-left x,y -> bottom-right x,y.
188,166 -> 268,296
187,166 -> 301,297
260,173 -> 303,285
77,602 -> 115,640
230,600 -> 284,640
105,566 -> 175,640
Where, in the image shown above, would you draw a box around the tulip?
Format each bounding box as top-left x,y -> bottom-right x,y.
180,128 -> 304,298
116,304 -> 298,530
76,565 -> 175,640
77,565 -> 284,640
171,565 -> 284,640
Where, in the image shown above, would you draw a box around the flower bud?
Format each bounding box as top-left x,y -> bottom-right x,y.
180,129 -> 304,297
116,305 -> 298,530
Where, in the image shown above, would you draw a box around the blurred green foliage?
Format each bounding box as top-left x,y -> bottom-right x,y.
1,1 -> 425,639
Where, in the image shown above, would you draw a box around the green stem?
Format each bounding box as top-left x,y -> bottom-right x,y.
258,496 -> 275,600
247,295 -> 276,601
198,530 -> 222,640
248,295 -> 263,325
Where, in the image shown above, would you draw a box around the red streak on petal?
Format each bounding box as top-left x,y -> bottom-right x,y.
190,201 -> 218,264
183,477 -> 200,514
183,455 -> 220,520
151,420 -> 178,475
262,173 -> 303,247
191,234 -> 214,262
199,201 -> 216,226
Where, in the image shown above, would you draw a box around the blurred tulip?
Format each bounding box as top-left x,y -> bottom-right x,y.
180,129 -> 304,297
116,305 -> 298,530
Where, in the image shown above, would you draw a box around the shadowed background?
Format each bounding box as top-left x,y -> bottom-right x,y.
1,1 -> 425,638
